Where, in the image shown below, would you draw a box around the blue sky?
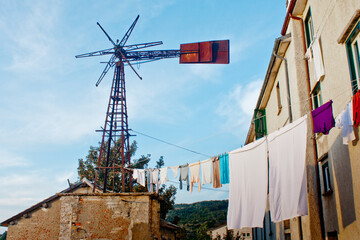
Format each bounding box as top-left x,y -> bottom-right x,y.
0,0 -> 285,232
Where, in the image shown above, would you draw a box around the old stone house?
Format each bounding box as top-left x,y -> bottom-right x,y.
246,0 -> 360,239
208,224 -> 252,240
1,179 -> 179,240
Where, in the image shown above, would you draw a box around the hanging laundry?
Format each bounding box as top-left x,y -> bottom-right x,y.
311,100 -> 335,135
212,156 -> 222,188
146,169 -> 153,193
159,167 -> 168,185
179,164 -> 189,191
189,162 -> 201,193
227,137 -> 268,229
219,153 -> 229,184
150,169 -> 160,193
200,158 -> 212,185
133,169 -> 146,187
169,166 -> 179,178
268,115 -> 308,222
336,102 -> 355,144
353,90 -> 360,127
312,38 -> 325,82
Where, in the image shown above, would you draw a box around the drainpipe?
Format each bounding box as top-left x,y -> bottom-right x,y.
272,51 -> 293,123
289,13 -> 325,240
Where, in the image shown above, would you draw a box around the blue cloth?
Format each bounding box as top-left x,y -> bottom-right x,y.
219,153 -> 230,184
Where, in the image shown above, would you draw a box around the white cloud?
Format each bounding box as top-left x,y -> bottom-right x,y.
0,0 -> 64,73
0,169 -> 76,220
188,64 -> 224,81
0,150 -> 30,168
216,79 -> 262,133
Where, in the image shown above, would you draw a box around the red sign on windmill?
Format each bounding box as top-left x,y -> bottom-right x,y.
180,40 -> 229,64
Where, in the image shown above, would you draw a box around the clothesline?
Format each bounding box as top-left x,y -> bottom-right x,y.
131,129 -> 211,158
257,85 -> 354,120
167,180 -> 229,193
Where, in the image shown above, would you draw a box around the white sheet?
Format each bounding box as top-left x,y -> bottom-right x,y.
200,159 -> 212,185
312,38 -> 325,82
227,137 -> 268,229
169,166 -> 179,178
159,167 -> 168,185
268,115 -> 308,222
133,169 -> 145,187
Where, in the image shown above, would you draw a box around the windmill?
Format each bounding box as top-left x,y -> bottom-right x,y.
76,15 -> 229,193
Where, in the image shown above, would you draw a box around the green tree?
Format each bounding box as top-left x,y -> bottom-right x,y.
77,140 -> 139,192
156,156 -> 164,169
77,139 -> 177,219
0,231 -> 7,240
196,222 -> 210,240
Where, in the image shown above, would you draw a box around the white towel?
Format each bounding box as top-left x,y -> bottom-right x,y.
169,166 -> 179,178
227,137 -> 268,229
335,102 -> 355,145
312,38 -> 325,82
268,115 -> 308,222
200,159 -> 212,185
159,167 -> 168,185
133,169 -> 145,187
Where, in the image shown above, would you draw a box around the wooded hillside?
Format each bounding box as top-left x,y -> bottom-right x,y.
166,200 -> 228,239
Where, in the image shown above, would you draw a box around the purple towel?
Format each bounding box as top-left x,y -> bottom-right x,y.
311,100 -> 335,135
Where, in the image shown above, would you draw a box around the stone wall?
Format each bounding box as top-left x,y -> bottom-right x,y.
6,192 -> 171,240
7,199 -> 61,240
58,193 -> 161,240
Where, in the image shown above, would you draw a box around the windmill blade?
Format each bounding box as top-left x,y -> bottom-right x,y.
123,41 -> 163,51
97,22 -> 116,46
96,55 -> 116,87
75,47 -> 114,58
119,51 -> 142,80
119,15 -> 140,47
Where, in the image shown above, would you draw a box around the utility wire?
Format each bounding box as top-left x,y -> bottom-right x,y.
131,129 -> 211,158
168,180 -> 229,193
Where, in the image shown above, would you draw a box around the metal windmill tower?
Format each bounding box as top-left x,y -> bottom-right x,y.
76,15 -> 229,193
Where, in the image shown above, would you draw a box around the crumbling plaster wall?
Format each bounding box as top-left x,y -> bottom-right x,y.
59,193 -> 161,240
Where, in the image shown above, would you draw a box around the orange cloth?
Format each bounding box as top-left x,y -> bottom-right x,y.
189,162 -> 201,193
353,91 -> 360,127
212,156 -> 222,189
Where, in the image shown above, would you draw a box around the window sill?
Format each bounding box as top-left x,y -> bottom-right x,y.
322,189 -> 333,196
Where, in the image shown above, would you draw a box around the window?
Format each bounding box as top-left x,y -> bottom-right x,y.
276,82 -> 282,114
312,82 -> 323,109
322,161 -> 332,194
254,109 -> 267,139
319,153 -> 332,195
305,8 -> 315,48
346,19 -> 360,94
